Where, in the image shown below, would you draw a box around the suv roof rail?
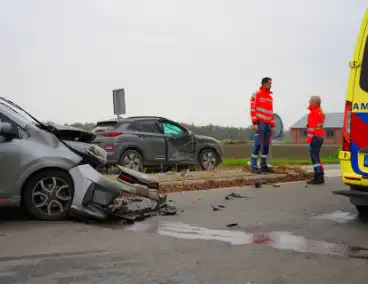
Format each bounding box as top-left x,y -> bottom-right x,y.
127,116 -> 165,119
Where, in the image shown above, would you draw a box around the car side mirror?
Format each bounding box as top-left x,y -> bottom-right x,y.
0,122 -> 17,141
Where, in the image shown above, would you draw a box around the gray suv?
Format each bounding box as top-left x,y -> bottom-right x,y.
92,116 -> 223,171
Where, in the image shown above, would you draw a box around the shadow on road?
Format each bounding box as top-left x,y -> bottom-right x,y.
0,208 -> 35,223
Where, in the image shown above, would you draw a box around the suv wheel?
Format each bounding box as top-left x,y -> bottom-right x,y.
120,150 -> 143,171
199,149 -> 218,170
23,169 -> 74,221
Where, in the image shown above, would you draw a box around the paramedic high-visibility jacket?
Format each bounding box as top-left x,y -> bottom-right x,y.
306,105 -> 325,144
250,87 -> 275,127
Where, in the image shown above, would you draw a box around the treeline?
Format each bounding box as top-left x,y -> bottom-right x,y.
62,121 -> 290,142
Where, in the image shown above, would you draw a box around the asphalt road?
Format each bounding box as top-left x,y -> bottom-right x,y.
1,176 -> 368,284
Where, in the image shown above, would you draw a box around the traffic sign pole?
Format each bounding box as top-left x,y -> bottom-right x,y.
268,135 -> 273,168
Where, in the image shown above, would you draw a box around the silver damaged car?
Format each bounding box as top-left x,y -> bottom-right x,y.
0,97 -> 166,221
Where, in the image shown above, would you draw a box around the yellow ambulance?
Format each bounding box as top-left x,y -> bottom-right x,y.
333,9 -> 368,216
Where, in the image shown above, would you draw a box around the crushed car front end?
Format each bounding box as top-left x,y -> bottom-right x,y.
68,164 -> 123,220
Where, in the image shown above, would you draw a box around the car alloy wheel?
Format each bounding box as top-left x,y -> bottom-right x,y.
200,149 -> 218,170
23,169 -> 74,221
121,150 -> 143,171
31,177 -> 73,216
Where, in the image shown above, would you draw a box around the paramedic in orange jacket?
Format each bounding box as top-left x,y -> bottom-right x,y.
306,96 -> 326,184
250,77 -> 275,173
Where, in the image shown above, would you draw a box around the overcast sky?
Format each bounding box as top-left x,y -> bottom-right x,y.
0,0 -> 366,128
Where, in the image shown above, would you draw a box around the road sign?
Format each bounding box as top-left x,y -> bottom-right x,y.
272,113 -> 283,140
269,113 -> 283,166
113,89 -> 126,116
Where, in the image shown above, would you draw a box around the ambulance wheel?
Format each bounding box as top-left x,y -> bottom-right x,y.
355,206 -> 368,219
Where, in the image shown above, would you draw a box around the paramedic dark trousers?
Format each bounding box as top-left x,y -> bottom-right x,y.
309,136 -> 324,174
251,121 -> 271,168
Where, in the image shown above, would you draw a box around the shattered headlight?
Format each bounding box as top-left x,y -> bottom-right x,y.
87,144 -> 107,165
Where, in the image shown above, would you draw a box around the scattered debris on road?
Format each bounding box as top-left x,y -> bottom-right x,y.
225,192 -> 251,200
272,184 -> 281,187
226,223 -> 240,228
253,179 -> 262,188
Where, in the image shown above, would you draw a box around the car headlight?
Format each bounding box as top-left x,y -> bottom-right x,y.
87,144 -> 107,165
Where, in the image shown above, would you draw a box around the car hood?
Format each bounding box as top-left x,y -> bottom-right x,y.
53,124 -> 96,143
194,134 -> 220,144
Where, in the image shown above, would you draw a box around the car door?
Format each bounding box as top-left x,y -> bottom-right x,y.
127,119 -> 166,163
0,113 -> 22,199
159,119 -> 195,163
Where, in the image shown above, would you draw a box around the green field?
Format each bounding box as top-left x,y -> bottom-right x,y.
222,143 -> 339,166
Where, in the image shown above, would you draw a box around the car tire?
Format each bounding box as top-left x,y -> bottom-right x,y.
23,169 -> 74,221
356,205 -> 368,217
119,149 -> 143,172
199,149 -> 219,170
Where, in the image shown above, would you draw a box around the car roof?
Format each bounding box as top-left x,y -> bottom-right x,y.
96,116 -> 166,125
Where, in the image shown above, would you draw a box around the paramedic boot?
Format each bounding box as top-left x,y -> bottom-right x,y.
260,165 -> 273,173
320,173 -> 325,184
251,167 -> 261,174
307,173 -> 323,185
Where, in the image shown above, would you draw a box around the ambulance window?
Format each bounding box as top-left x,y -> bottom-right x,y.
360,36 -> 368,92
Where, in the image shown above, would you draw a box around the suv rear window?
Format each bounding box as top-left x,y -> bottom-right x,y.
360,36 -> 368,92
93,121 -> 118,134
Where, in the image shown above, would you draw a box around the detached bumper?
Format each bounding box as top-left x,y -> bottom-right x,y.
69,164 -> 122,220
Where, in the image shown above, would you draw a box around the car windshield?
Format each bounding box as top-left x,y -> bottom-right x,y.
0,97 -> 39,125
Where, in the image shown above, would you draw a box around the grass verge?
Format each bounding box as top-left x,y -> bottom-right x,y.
223,156 -> 339,166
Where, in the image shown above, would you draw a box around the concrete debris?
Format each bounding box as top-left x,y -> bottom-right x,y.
212,206 -> 221,211
272,184 -> 281,187
254,180 -> 262,188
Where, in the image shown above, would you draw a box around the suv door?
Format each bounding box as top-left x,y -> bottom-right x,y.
0,113 -> 22,200
127,119 -> 166,164
159,120 -> 195,164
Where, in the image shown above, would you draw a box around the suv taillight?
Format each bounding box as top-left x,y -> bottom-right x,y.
103,131 -> 122,137
343,101 -> 352,151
